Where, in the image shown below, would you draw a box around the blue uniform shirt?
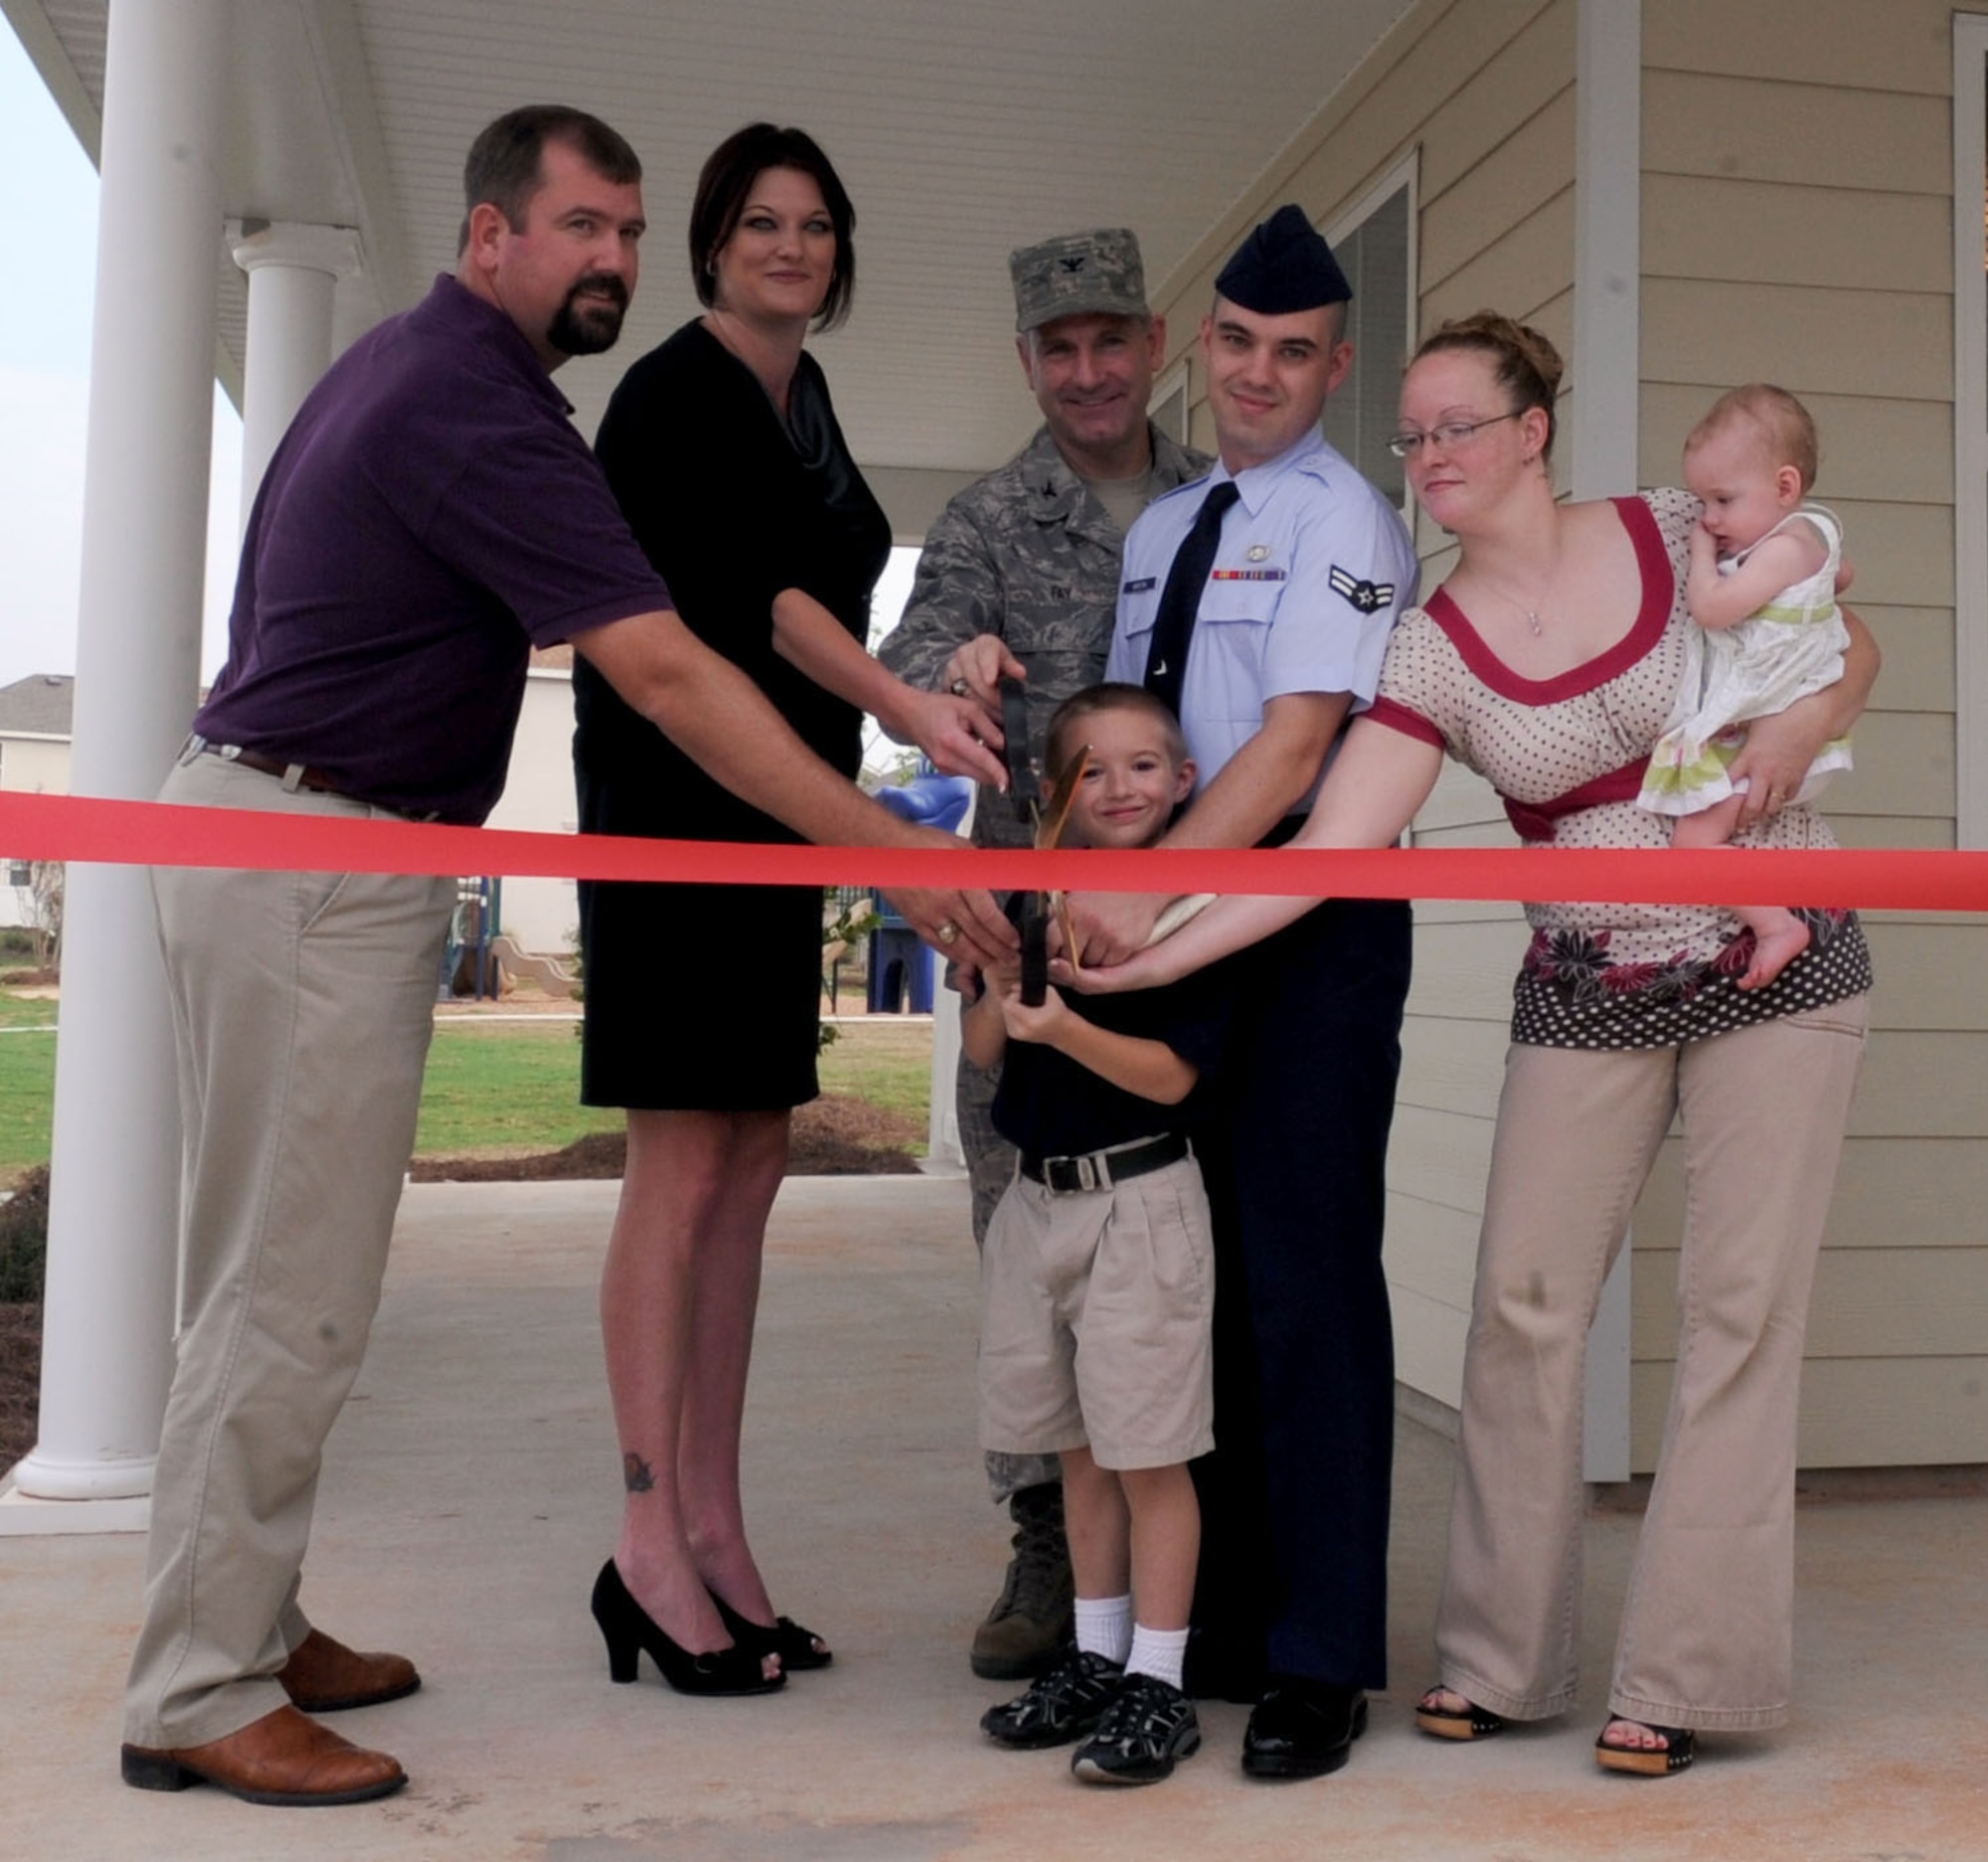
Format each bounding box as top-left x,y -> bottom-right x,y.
1106,427 -> 1417,803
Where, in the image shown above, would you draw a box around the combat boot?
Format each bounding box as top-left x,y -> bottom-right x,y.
969,1480 -> 1075,1679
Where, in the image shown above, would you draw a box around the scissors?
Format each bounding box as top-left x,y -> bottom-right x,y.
1000,676 -> 1087,1006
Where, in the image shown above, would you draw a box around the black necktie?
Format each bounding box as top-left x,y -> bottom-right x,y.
1141,480 -> 1241,718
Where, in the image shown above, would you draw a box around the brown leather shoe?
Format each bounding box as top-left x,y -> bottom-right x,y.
121,1704 -> 408,1805
277,1627 -> 420,1713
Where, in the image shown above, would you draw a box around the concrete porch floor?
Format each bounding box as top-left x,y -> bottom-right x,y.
3,1175 -> 1984,1861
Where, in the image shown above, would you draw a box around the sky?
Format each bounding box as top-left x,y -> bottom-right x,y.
0,20 -> 245,695
0,20 -> 915,734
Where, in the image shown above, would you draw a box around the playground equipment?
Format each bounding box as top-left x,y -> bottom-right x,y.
439,876 -> 500,999
867,771 -> 971,1013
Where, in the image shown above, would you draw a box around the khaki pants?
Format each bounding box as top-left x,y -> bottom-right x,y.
978,1154 -> 1216,1471
123,754 -> 454,1748
1436,996 -> 1869,1732
957,1050 -> 1061,1503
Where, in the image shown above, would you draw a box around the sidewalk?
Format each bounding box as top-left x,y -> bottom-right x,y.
2,1176 -> 1982,1861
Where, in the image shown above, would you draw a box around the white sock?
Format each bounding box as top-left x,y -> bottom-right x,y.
1126,1623 -> 1190,1690
1073,1594 -> 1132,1666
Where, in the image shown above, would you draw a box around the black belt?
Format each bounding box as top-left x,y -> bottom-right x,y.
1020,1131 -> 1189,1195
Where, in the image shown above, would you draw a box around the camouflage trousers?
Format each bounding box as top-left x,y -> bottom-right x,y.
958,1049 -> 1063,1503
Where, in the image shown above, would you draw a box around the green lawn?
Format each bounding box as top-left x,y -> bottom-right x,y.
818,1019 -> 933,1125
415,1022 -> 621,1156
0,993 -> 59,1030
0,1002 -> 934,1177
417,1015 -> 934,1154
0,1027 -> 55,1174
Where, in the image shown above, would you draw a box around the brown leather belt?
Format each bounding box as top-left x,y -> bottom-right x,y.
191,738 -> 348,797
184,737 -> 442,822
1020,1131 -> 1190,1195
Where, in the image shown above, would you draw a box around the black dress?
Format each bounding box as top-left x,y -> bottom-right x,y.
576,320 -> 891,1109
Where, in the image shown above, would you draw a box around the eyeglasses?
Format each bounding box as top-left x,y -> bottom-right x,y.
1386,412 -> 1523,459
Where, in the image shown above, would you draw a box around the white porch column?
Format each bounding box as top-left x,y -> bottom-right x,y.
1573,0 -> 1642,1485
229,221 -> 361,532
2,0 -> 228,1528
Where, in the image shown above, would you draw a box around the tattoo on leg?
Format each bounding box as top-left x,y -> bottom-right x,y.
622,1451 -> 655,1492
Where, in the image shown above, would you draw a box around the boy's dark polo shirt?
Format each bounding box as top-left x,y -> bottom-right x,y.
992,895 -> 1234,1159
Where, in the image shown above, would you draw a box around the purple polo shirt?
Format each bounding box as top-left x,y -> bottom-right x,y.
194,274 -> 671,823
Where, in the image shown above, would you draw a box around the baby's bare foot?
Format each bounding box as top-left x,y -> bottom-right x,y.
1740,915 -> 1811,990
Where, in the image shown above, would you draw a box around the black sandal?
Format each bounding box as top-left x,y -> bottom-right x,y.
1414,1688 -> 1508,1741
1594,1720 -> 1695,1776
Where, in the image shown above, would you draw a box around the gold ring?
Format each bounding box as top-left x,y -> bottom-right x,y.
936,922 -> 959,944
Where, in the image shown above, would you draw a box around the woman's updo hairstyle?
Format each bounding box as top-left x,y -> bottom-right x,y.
1411,311 -> 1564,465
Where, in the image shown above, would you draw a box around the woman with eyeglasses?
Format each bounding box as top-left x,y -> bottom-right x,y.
1072,310 -> 1877,1777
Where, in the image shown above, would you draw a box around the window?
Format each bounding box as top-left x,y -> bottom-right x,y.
1321,155 -> 1417,511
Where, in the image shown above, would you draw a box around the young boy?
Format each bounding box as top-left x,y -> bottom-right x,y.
966,682 -> 1230,1787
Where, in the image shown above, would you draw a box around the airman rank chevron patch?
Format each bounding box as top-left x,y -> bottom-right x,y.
1329,566 -> 1395,613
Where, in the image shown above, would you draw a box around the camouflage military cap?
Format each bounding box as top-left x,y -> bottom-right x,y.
1009,228 -> 1148,332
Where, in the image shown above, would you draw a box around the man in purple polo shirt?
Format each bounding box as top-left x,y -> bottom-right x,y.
118,105 -> 1010,1811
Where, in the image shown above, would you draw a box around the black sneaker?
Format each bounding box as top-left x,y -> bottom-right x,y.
1071,1671 -> 1201,1785
979,1649 -> 1122,1749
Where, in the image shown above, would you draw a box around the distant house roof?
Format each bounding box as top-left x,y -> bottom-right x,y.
0,675 -> 75,738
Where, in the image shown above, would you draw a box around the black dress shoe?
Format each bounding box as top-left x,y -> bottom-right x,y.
1241,1677 -> 1370,1780
1182,1628 -> 1267,1705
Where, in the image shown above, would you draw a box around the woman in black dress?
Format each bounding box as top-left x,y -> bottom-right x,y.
576,124 -> 998,1695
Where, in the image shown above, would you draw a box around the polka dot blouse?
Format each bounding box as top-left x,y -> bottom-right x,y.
1366,489 -> 1872,1050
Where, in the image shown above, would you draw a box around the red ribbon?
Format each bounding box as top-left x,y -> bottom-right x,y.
2,790 -> 1985,911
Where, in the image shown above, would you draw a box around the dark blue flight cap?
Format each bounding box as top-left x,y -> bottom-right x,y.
1215,203 -> 1351,314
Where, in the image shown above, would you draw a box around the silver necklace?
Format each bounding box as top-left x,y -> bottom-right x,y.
1478,572 -> 1553,636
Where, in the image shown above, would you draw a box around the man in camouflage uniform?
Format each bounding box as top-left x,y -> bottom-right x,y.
879,227 -> 1209,1678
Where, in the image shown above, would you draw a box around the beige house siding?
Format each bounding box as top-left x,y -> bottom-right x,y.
1137,0 -> 1986,1466
1635,0 -> 1983,1467
1143,0 -> 1576,1416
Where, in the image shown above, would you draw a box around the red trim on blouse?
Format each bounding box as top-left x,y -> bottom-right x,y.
1364,694 -> 1446,748
1502,756 -> 1650,843
1419,495 -> 1674,706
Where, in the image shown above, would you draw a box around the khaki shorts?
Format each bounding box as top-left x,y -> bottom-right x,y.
977,1151 -> 1215,1471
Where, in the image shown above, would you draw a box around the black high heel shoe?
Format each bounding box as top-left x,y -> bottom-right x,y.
707,1585 -> 833,1672
590,1560 -> 785,1697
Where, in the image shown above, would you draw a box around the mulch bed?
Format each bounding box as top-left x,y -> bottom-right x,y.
1,1099 -> 921,1470
0,1303 -> 40,1474
409,1093 -> 922,1182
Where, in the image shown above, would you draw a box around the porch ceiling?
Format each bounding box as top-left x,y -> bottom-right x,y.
14,0 -> 1417,491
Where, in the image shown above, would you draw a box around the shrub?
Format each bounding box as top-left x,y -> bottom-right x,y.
0,1165 -> 49,1303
